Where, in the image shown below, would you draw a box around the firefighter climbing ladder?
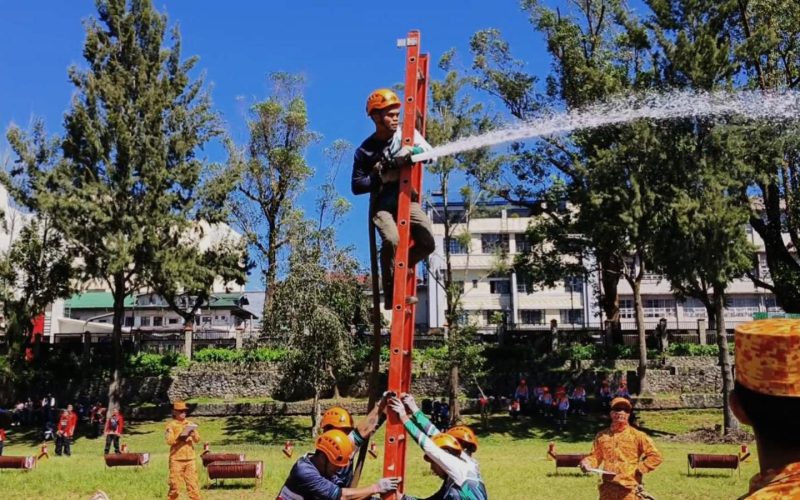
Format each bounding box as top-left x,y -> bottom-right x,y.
382,30 -> 429,498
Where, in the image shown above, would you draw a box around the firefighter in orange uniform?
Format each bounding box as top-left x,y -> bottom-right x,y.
732,319 -> 800,499
580,397 -> 662,499
165,401 -> 201,500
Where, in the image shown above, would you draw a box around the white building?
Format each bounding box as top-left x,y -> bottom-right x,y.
422,201 -> 781,336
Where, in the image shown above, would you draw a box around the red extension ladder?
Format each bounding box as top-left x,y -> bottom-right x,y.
381,30 -> 429,498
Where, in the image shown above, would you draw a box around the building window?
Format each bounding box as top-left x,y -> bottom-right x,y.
489,279 -> 511,295
480,233 -> 509,253
457,311 -> 471,325
153,316 -> 163,327
447,237 -> 468,255
168,317 -> 179,325
619,299 -> 634,319
516,281 -> 533,294
682,298 -> 707,318
507,208 -> 530,218
202,316 -> 212,324
514,233 -> 531,254
644,298 -> 676,318
560,309 -> 583,324
765,295 -> 783,313
484,310 -> 505,324
725,297 -> 760,317
564,276 -> 582,293
124,316 -> 134,327
519,309 -> 543,325
140,317 -> 151,327
472,279 -> 478,288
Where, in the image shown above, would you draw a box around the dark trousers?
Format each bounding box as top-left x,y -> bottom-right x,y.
0,440 -> 4,455
55,434 -> 71,456
104,434 -> 120,454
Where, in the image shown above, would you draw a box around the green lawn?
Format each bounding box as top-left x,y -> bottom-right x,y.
0,409 -> 758,499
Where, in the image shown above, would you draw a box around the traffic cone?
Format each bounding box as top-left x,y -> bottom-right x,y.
37,443 -> 49,461
202,442 -> 210,455
282,441 -> 294,458
120,443 -> 128,453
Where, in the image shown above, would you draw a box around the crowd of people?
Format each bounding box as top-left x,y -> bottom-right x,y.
503,378 -> 631,429
1,394 -> 125,458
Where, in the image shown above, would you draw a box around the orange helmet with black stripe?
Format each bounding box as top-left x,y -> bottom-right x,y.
316,430 -> 354,468
447,425 -> 478,453
366,88 -> 401,115
321,406 -> 354,432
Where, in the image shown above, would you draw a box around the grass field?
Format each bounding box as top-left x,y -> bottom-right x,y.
0,408 -> 758,499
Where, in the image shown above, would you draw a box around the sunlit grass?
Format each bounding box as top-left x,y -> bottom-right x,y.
0,409 -> 757,499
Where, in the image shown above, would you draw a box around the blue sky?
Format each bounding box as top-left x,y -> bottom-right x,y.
0,1 -> 584,288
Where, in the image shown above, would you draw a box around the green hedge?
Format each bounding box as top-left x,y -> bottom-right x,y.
126,352 -> 188,377
192,347 -> 287,364
560,342 -> 735,361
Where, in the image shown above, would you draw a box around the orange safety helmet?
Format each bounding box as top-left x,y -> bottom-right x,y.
316,430 -> 355,467
321,406 -> 354,432
447,425 -> 478,453
431,433 -> 463,455
366,88 -> 401,115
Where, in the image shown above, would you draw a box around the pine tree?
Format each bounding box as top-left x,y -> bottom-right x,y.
5,0 -> 220,407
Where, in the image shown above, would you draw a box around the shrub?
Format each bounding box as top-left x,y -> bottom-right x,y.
126,352 -> 187,377
192,347 -> 241,363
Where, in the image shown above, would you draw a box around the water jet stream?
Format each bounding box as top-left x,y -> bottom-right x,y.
411,90 -> 800,163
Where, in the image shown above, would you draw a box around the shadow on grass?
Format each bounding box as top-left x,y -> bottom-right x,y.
218,415 -> 308,446
483,414 -> 604,443
684,472 -> 739,479
545,471 -> 585,477
204,482 -> 261,490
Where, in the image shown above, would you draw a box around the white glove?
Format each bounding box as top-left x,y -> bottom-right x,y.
373,477 -> 401,494
401,393 -> 420,414
387,397 -> 407,417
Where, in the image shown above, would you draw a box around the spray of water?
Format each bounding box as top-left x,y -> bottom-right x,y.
411,90 -> 800,163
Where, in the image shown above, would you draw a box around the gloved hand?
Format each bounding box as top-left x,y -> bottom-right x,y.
373,477 -> 401,494
401,393 -> 420,414
395,145 -> 414,167
380,168 -> 400,184
387,396 -> 408,419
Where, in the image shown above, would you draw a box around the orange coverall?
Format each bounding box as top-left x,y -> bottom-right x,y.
165,419 -> 201,500
583,425 -> 663,500
742,462 -> 800,499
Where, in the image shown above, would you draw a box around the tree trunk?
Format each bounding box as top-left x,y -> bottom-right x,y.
632,279 -> 649,394
311,390 -> 321,439
183,319 -> 193,361
713,287 -> 739,434
108,272 -> 126,410
449,361 -> 460,427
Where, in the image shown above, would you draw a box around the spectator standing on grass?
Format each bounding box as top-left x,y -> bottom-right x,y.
599,381 -> 613,410
0,426 -> 6,455
571,384 -> 587,415
731,320 -> 800,499
514,379 -> 530,403
615,381 -> 631,401
104,407 -> 124,454
55,405 -> 78,456
438,398 -> 450,428
556,393 -> 570,428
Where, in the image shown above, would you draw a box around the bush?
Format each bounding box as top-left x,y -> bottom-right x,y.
192,346 -> 288,364
126,352 -> 187,377
667,343 -> 735,357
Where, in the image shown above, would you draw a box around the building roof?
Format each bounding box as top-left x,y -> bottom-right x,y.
65,292 -> 135,309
